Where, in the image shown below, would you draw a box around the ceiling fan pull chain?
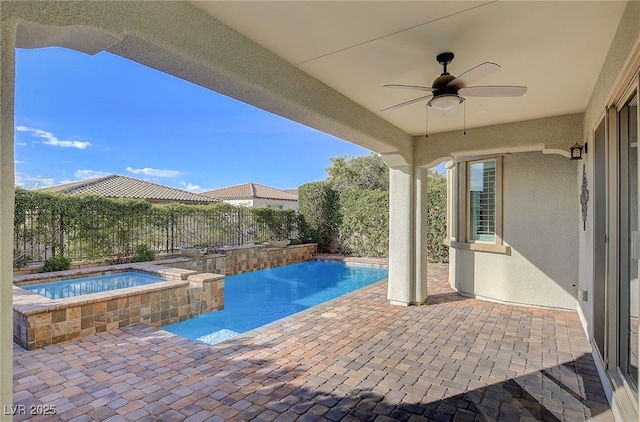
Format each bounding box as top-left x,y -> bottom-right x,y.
463,101 -> 467,136
425,104 -> 429,138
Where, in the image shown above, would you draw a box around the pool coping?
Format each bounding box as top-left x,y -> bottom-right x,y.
13,263 -> 200,316
312,254 -> 388,268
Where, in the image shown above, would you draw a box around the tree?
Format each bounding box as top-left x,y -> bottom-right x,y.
326,153 -> 389,192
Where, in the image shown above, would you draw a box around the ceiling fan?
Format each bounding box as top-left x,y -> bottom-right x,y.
381,52 -> 527,114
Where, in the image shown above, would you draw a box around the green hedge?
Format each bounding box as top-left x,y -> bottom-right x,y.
14,188 -> 300,265
337,189 -> 389,257
426,171 -> 448,263
297,181 -> 338,247
297,154 -> 449,262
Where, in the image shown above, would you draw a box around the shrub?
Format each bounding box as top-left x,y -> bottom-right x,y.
131,245 -> 155,262
42,255 -> 71,273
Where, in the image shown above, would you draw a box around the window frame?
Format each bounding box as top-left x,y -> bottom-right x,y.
446,161 -> 457,243
466,158 -> 499,244
446,155 -> 510,255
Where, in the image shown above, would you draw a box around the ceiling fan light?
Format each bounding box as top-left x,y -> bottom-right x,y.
429,94 -> 463,111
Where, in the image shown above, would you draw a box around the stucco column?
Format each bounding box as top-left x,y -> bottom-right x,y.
384,153 -> 428,305
0,11 -> 16,413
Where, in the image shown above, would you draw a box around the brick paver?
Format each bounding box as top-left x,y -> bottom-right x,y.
13,264 -> 614,421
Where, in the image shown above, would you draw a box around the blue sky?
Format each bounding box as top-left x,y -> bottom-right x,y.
14,47 -> 374,192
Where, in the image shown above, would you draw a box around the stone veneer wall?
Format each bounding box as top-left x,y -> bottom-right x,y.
168,244 -> 318,275
13,264 -> 224,350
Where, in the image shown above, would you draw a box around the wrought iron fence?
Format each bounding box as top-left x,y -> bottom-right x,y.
14,189 -> 300,263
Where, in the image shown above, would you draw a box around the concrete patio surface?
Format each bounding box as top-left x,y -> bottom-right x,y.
13,264 -> 614,421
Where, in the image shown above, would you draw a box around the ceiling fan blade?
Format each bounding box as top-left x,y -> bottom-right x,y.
381,94 -> 433,112
383,84 -> 435,92
447,62 -> 500,89
459,85 -> 527,97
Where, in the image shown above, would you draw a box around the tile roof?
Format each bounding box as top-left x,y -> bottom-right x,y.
201,182 -> 298,201
41,174 -> 217,204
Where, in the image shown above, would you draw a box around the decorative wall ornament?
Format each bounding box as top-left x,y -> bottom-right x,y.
580,164 -> 589,230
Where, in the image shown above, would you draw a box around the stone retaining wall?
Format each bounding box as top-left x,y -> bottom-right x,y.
168,243 -> 318,275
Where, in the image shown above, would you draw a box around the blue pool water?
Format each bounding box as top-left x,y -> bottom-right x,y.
164,261 -> 388,345
21,271 -> 166,299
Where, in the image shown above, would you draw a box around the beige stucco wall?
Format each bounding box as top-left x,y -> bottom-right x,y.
425,113 -> 583,309
223,199 -> 254,208
415,113 -> 583,169
450,151 -> 579,309
221,198 -> 298,210
252,198 -> 298,211
419,116 -> 585,313
584,0 -> 640,129
578,0 -> 640,334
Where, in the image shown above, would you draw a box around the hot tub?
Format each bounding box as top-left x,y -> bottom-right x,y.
13,263 -> 224,350
21,271 -> 168,299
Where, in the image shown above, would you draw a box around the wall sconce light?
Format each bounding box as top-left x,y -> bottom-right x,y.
570,142 -> 587,160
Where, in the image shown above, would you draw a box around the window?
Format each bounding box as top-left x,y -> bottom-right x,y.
468,160 -> 496,242
447,155 -> 507,254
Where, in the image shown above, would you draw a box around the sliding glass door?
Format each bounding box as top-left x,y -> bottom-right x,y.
619,93 -> 639,391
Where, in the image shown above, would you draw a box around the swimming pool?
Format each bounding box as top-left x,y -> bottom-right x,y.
164,260 -> 388,345
21,271 -> 167,299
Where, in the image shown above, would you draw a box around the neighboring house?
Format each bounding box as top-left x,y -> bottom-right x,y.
201,182 -> 298,210
41,174 -> 217,205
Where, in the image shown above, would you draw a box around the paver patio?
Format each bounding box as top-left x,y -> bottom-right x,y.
13,263 -> 614,421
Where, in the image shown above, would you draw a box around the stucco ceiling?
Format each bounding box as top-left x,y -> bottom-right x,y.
190,1 -> 627,136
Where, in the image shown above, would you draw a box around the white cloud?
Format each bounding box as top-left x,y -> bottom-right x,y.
16,125 -> 91,149
126,167 -> 182,178
15,172 -> 56,189
180,181 -> 201,192
46,139 -> 91,149
75,169 -> 111,180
